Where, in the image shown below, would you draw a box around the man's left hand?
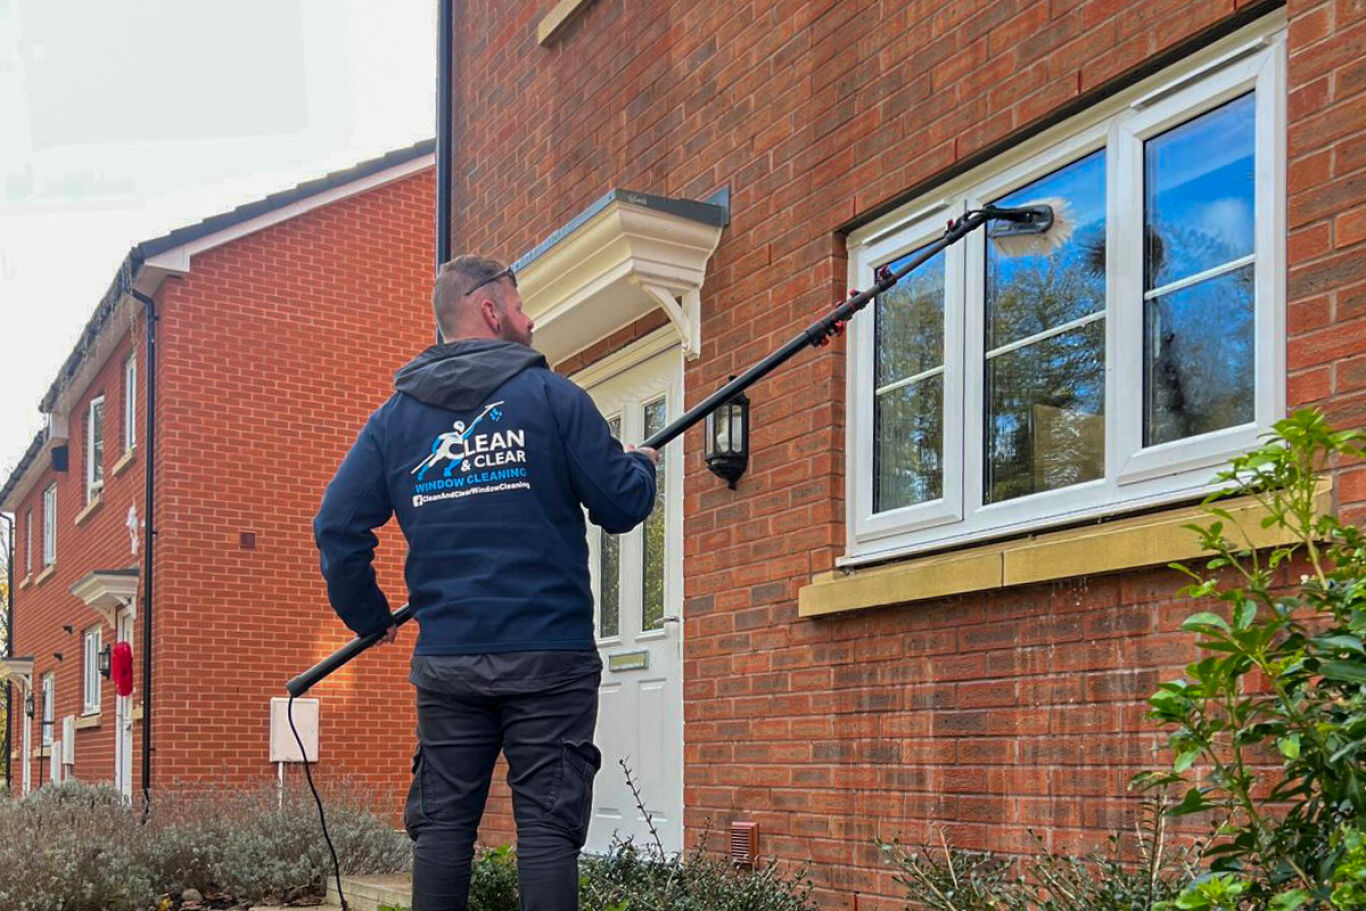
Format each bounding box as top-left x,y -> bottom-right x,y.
377,624 -> 399,646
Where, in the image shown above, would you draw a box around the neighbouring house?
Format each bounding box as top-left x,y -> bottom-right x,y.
0,141 -> 434,810
441,2 -> 1366,908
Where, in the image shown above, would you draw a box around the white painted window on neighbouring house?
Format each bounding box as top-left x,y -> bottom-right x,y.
87,395 -> 105,503
844,22 -> 1285,563
41,673 -> 54,747
83,627 -> 101,715
24,508 -> 32,576
42,484 -> 56,566
124,353 -> 137,452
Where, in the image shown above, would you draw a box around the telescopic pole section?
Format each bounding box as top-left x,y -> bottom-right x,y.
287,207 -> 1019,693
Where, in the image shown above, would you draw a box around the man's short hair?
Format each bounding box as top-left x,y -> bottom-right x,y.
432,255 -> 512,341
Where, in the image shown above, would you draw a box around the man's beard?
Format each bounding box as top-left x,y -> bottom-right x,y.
499,323 -> 532,347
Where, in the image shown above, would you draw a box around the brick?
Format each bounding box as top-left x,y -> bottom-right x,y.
1336,205 -> 1366,247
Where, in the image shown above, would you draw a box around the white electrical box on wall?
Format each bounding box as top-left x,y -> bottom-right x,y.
269,697 -> 318,763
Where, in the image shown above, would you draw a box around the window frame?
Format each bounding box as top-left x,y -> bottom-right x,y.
42,483 -> 57,567
86,395 -> 105,503
83,627 -> 102,715
24,508 -> 32,576
844,22 -> 1285,565
124,353 -> 137,453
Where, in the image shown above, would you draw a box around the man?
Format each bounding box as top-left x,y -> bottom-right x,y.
314,255 -> 659,911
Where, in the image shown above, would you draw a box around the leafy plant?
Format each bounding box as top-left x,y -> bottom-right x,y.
468,844 -> 520,911
877,792 -> 1197,910
0,778 -> 409,910
1134,409 -> 1366,909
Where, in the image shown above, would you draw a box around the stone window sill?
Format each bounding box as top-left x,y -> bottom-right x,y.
798,478 -> 1333,617
34,564 -> 56,587
537,0 -> 593,44
18,574 -> 31,590
75,493 -> 102,526
76,713 -> 101,730
111,447 -> 136,478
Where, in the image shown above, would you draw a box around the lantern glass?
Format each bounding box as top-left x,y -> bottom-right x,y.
24,692 -> 34,718
730,406 -> 743,451
98,644 -> 112,678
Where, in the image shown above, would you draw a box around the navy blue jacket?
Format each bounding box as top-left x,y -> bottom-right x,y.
314,339 -> 657,654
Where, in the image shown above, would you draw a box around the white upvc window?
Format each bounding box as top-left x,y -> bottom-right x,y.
844,21 -> 1285,563
42,484 -> 56,566
83,627 -> 101,714
124,353 -> 137,452
41,672 -> 54,746
86,395 -> 105,502
24,508 -> 32,575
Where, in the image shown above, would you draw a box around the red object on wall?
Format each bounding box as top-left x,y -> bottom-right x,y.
111,641 -> 133,697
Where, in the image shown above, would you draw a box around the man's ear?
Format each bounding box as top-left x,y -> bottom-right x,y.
480,297 -> 502,334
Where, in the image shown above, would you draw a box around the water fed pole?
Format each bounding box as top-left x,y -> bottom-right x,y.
286,199 -> 1072,700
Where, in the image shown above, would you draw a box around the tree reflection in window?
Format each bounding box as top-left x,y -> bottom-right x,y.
599,415 -> 622,638
642,399 -> 667,631
1144,93 -> 1256,445
874,246 -> 945,512
985,150 -> 1107,504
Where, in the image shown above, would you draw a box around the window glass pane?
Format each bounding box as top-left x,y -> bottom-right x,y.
875,374 -> 943,510
985,152 -> 1107,504
1145,265 -> 1255,446
90,399 -> 104,490
642,399 -> 667,631
125,356 -> 137,450
599,416 -> 622,638
873,244 -> 945,511
875,247 -> 944,387
985,319 -> 1105,503
987,150 -> 1107,351
1145,93 -> 1255,290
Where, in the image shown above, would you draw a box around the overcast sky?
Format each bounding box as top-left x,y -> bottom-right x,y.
0,0 -> 436,491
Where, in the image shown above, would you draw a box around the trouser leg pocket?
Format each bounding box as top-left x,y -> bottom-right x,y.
403,747 -> 431,840
544,739 -> 601,845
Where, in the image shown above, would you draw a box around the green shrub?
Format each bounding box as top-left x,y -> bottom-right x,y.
0,781 -> 156,911
0,778 -> 409,910
1135,409 -> 1366,909
468,844 -> 520,911
877,794 -> 1197,910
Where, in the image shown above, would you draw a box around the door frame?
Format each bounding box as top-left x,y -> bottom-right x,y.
572,326 -> 686,854
114,608 -> 134,800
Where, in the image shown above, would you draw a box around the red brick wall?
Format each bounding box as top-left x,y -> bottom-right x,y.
1286,0 -> 1366,520
9,329 -> 147,792
446,0 -> 1366,907
149,168 -> 435,813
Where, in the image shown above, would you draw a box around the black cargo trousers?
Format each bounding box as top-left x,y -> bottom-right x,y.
405,652 -> 603,911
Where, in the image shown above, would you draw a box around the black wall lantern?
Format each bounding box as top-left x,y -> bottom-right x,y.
23,691 -> 33,718
98,644 -> 112,679
705,381 -> 749,489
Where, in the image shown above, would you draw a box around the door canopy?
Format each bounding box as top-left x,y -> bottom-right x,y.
512,190 -> 727,365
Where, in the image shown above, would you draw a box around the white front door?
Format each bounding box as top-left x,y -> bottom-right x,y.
114,610 -> 133,799
581,344 -> 684,856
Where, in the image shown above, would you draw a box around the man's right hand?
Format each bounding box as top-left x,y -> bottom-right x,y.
627,445 -> 660,465
376,624 -> 399,646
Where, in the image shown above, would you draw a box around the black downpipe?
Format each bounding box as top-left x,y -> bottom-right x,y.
1,510 -> 12,794
435,0 -> 455,342
129,288 -> 157,809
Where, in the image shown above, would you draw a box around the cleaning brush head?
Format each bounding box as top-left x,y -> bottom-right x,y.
986,197 -> 1074,258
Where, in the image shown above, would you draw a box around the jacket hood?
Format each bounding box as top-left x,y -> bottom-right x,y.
394,338 -> 547,411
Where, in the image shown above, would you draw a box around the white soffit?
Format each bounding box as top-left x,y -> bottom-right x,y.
0,657 -> 34,693
514,190 -> 727,365
70,569 -> 140,626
